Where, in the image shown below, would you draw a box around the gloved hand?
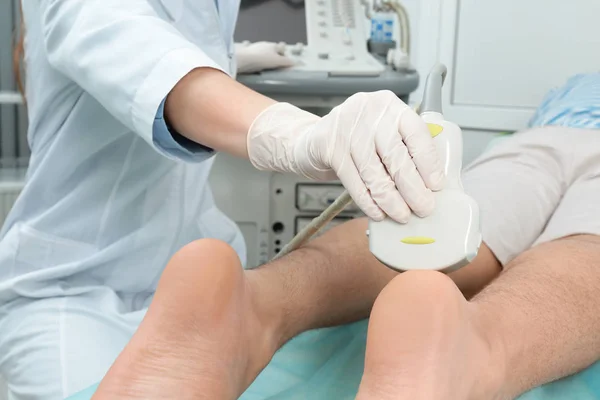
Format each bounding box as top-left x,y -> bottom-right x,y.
235,41 -> 295,74
247,91 -> 445,223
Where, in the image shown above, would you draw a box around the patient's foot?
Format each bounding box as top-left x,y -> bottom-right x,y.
93,239 -> 285,400
356,271 -> 505,400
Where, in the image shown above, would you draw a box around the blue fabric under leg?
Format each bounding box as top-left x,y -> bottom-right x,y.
65,322 -> 600,400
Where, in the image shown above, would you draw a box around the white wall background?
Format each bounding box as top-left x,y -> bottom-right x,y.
402,0 -> 600,163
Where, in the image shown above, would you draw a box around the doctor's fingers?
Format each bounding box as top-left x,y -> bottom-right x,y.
397,106 -> 445,191
336,162 -> 386,222
269,53 -> 295,68
275,42 -> 287,55
349,141 -> 412,223
374,106 -> 435,217
349,91 -> 435,217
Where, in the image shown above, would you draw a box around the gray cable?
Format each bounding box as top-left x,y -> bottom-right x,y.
271,190 -> 353,261
419,63 -> 447,114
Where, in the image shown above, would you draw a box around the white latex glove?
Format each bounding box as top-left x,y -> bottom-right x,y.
235,41 -> 295,74
247,91 -> 445,223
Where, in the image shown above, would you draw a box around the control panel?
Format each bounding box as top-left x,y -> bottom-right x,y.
296,183 -> 360,213
270,173 -> 364,258
208,154 -> 364,268
284,0 -> 385,76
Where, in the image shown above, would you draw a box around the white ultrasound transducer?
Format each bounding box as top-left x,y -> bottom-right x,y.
368,64 -> 482,273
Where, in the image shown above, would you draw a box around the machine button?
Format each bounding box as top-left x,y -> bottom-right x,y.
320,191 -> 338,206
318,52 -> 329,59
318,11 -> 326,16
320,32 -> 328,38
401,236 -> 436,245
345,54 -> 355,60
318,21 -> 327,27
427,123 -> 443,138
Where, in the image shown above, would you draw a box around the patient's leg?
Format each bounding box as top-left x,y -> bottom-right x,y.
92,217 -> 500,400
92,239 -> 274,399
92,219 -> 399,400
357,234 -> 600,400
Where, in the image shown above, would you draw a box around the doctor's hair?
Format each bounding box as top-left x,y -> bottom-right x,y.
13,1 -> 25,101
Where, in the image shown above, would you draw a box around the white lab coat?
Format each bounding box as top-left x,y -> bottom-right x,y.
0,0 -> 245,398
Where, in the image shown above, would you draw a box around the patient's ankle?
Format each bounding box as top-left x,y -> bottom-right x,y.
245,268 -> 301,349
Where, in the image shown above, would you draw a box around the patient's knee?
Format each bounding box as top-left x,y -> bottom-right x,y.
172,239 -> 239,264
388,270 -> 458,294
374,270 -> 463,313
163,239 -> 242,283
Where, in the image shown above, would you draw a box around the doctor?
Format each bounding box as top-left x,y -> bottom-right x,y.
0,1 -> 443,398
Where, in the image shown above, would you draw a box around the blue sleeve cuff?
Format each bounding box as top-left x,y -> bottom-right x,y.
152,98 -> 216,162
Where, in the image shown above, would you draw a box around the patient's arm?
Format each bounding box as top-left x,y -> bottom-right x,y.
92,218 -> 501,400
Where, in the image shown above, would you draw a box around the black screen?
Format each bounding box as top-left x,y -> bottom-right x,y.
235,0 -> 307,44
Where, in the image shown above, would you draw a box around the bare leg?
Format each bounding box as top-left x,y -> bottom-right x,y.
92,218 -> 500,399
357,234 -> 600,400
92,219 -> 397,400
93,239 -> 275,399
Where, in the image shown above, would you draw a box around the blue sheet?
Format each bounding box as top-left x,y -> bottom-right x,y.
66,321 -> 369,400
65,317 -> 600,399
